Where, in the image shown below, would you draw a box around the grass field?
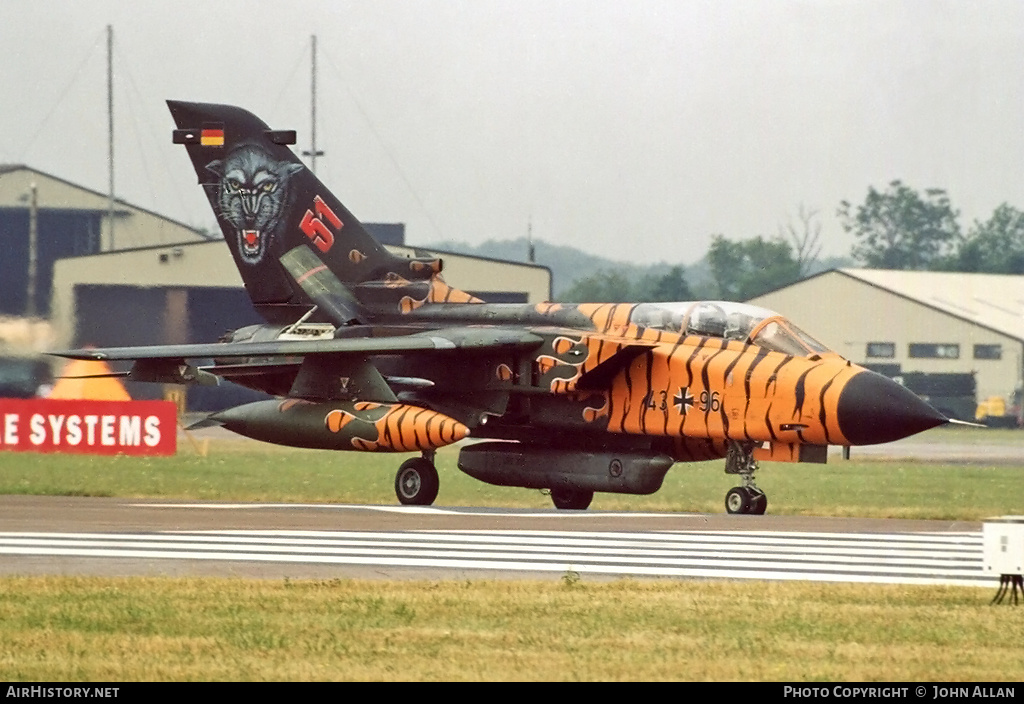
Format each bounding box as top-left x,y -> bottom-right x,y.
1,427 -> 1022,681
1,577 -> 1021,681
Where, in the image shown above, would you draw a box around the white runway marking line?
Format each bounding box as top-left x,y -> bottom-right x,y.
0,533 -> 978,568
0,529 -> 990,586
131,503 -> 685,518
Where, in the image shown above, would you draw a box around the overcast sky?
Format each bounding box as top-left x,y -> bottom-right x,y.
2,0 -> 1023,264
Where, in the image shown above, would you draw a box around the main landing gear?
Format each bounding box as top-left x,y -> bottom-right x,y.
724,442 -> 767,515
395,451 -> 439,506
550,487 -> 594,510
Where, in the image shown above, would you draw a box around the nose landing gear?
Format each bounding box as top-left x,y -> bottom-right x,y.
724,442 -> 767,515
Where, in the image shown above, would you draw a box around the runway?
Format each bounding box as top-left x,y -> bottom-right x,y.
0,496 -> 991,586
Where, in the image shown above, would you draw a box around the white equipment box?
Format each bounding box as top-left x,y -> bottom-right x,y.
983,517 -> 1024,576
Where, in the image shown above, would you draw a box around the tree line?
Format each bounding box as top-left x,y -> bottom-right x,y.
558,181 -> 1024,303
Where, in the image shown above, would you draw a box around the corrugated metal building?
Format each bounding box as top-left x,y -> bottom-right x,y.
50,238 -> 552,350
748,268 -> 1024,406
0,164 -> 210,317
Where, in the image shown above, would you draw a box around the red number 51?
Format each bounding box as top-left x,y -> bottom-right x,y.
300,195 -> 343,252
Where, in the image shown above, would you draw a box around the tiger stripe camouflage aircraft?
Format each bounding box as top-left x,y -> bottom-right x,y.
55,101 -> 948,513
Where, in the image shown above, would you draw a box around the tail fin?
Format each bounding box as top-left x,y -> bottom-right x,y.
167,100 -> 479,324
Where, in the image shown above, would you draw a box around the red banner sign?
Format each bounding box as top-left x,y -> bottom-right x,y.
0,399 -> 177,456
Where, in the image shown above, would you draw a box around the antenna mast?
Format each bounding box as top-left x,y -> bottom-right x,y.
527,218 -> 535,263
27,183 -> 37,317
302,35 -> 324,172
106,24 -> 115,251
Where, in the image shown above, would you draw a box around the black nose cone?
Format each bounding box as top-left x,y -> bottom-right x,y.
837,371 -> 948,445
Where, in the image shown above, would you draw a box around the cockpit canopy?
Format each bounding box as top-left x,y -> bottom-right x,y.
629,301 -> 832,357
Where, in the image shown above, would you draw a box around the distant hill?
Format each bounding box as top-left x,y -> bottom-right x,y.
420,237 -> 852,300
422,237 -> 693,298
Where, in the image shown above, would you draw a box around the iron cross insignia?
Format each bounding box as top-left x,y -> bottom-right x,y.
674,387 -> 695,414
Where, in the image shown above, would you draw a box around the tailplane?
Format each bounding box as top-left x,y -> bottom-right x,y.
168,100 -> 479,324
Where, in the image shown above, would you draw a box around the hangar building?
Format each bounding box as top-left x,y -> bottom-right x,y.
748,268 -> 1024,417
0,164 -> 209,318
50,238 -> 551,350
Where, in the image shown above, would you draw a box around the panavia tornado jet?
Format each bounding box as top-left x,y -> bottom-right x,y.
54,101 -> 948,513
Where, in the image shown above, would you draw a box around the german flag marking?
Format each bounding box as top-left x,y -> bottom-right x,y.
200,128 -> 224,146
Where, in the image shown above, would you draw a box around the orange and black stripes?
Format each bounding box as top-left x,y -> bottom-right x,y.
427,277 -> 483,305
575,303 -> 636,334
374,404 -> 468,452
383,273 -> 483,314
533,331 -> 657,394
564,333 -> 864,450
323,401 -> 468,452
533,302 -> 565,316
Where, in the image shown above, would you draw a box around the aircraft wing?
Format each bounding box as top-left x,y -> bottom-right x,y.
53,327 -> 544,362
52,327 -> 544,396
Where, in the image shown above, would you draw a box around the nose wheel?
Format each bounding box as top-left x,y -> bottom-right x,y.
724,442 -> 768,515
725,486 -> 767,515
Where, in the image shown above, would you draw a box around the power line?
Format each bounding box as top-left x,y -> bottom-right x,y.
319,46 -> 448,242
16,28 -> 105,163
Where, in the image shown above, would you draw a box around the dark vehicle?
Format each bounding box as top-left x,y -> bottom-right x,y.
0,356 -> 52,398
896,372 -> 976,422
862,367 -> 978,423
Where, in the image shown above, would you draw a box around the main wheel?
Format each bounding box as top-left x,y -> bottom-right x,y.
395,457 -> 439,506
550,487 -> 594,510
725,486 -> 751,514
748,491 -> 767,515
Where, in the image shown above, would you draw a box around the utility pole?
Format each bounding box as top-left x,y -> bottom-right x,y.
302,35 -> 324,172
26,183 -> 38,318
527,218 -> 536,263
106,24 -> 115,251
